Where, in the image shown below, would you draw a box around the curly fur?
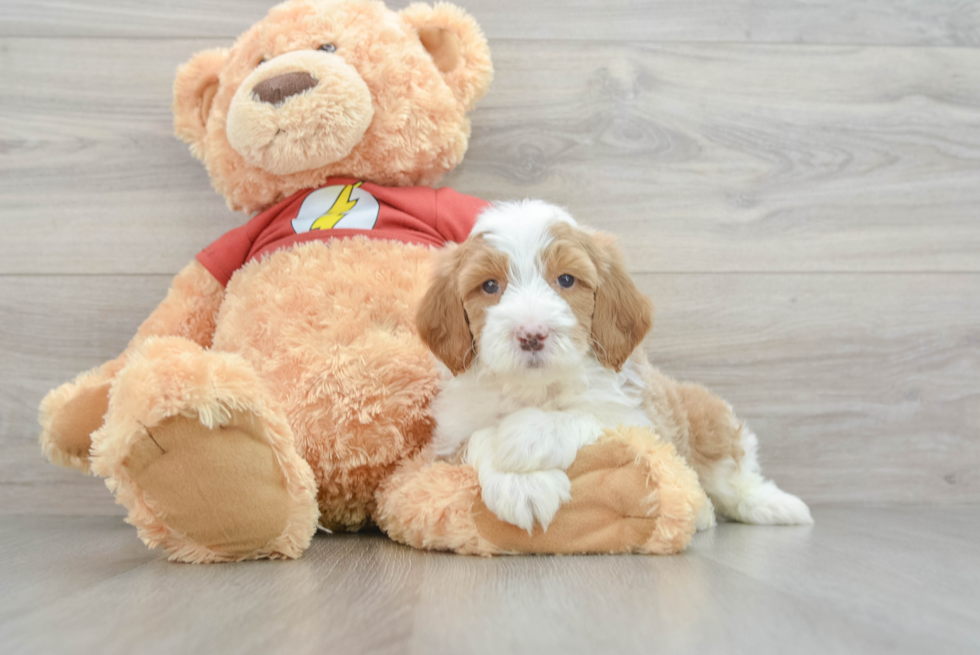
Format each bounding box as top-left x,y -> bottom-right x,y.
417,201 -> 812,536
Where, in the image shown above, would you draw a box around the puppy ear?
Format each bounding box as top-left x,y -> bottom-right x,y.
417,246 -> 474,375
400,3 -> 493,110
590,233 -> 653,372
173,48 -> 228,159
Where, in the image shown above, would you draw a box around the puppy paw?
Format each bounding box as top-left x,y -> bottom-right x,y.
735,485 -> 814,525
696,496 -> 717,531
479,467 -> 571,533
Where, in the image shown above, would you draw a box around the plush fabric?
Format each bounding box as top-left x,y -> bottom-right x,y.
213,237 -> 440,530
376,427 -> 706,556
39,370 -> 111,474
175,0 -> 494,213
90,337 -> 319,563
38,0 -> 707,561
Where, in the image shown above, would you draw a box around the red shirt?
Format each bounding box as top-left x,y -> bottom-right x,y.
197,178 -> 488,286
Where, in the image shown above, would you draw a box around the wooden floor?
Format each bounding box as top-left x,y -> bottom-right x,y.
2,0 -> 979,653
2,506 -> 979,655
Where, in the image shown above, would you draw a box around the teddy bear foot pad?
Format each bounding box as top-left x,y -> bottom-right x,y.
122,413 -> 296,560
89,337 -> 319,563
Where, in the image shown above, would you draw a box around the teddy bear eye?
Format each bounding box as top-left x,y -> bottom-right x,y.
318,44 -> 336,53
257,57 -> 269,67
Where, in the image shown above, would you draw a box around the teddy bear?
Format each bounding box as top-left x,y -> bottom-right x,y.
37,0 -> 706,561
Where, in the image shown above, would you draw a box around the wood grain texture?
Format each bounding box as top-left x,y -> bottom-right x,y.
0,276 -> 170,517
2,0 -> 979,46
3,273 -> 977,513
645,272 -> 980,503
3,38 -> 980,274
1,507 -> 979,655
2,1 -> 979,652
451,41 -> 980,273
0,1 -> 978,518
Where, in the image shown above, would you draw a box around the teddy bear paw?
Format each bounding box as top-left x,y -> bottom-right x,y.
90,337 -> 319,562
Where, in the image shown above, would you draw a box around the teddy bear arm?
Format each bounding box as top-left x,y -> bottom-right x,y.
127,259 -> 225,349
39,260 -> 225,473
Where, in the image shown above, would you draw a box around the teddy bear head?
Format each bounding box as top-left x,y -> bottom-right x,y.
173,0 -> 493,213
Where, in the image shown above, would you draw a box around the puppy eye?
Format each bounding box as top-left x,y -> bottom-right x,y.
318,44 -> 337,53
482,280 -> 500,294
557,274 -> 575,289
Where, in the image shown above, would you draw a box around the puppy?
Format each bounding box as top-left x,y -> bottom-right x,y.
417,200 -> 813,532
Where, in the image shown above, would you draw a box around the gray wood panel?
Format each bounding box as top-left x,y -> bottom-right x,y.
646,272 -> 980,504
449,41 -> 980,273
3,0 -> 979,652
0,275 -> 170,518
3,38 -> 980,274
2,507 -> 979,655
2,0 -> 979,46
3,273 -> 977,512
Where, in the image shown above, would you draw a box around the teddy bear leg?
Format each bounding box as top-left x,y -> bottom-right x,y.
561,427 -> 708,556
376,426 -> 707,556
90,336 -> 319,562
374,449 -> 505,556
39,360 -> 127,474
40,260 -> 226,475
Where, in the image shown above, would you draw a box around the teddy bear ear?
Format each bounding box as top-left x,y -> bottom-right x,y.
172,48 -> 229,158
400,3 -> 494,111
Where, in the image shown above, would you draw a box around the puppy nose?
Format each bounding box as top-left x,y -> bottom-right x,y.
252,71 -> 318,105
516,325 -> 549,352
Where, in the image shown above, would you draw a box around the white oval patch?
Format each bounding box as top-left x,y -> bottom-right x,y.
291,182 -> 380,234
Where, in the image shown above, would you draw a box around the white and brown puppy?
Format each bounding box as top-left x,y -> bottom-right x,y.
417,200 -> 812,533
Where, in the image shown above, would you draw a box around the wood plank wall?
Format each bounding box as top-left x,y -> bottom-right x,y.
2,0 -> 978,514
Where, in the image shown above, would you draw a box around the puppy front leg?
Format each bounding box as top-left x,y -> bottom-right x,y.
491,408 -> 604,472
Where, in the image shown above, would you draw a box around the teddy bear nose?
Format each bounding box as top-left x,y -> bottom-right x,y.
252,71 -> 319,105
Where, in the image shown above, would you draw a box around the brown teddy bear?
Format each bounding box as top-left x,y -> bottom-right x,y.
38,0 -> 706,561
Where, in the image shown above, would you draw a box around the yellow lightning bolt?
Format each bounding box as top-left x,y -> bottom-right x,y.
310,182 -> 363,230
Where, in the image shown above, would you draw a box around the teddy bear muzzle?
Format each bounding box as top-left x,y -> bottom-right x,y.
225,49 -> 374,176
